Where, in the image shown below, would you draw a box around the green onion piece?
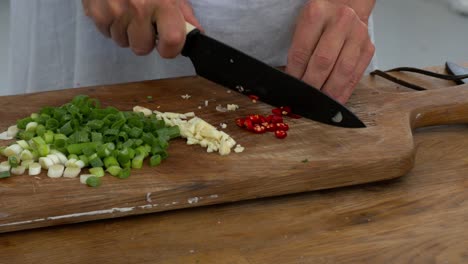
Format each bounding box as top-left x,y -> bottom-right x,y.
30,113 -> 39,120
78,155 -> 89,166
43,130 -> 54,144
128,127 -> 143,139
16,140 -> 30,150
97,145 -> 111,158
134,139 -> 143,147
117,148 -> 131,165
89,156 -> 104,168
0,171 -> 11,179
104,156 -> 119,168
0,146 -> 6,157
135,146 -> 148,157
37,144 -> 50,157
89,167 -> 105,177
131,154 -> 144,169
32,136 -> 46,147
17,117 -> 33,129
117,167 -> 131,179
45,118 -> 59,130
91,132 -> 103,142
122,139 -> 134,149
18,131 -> 35,141
25,122 -> 38,133
150,155 -> 162,167
20,149 -> 34,161
68,154 -> 78,160
121,161 -> 131,169
54,133 -> 68,148
127,148 -> 135,159
82,146 -> 96,157
107,166 -> 122,176
86,119 -> 104,130
59,121 -> 74,136
8,156 -> 19,168
86,176 -> 101,187
36,124 -> 46,136
166,125 -> 181,139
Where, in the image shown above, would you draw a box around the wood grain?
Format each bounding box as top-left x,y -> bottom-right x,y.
0,66 -> 466,263
1,68 -> 468,234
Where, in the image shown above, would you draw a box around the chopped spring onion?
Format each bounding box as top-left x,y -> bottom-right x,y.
21,159 -> 34,169
28,163 -> 42,176
86,176 -> 101,187
65,158 -> 78,168
0,161 -> 11,172
7,125 -> 19,137
47,164 -> 64,178
63,167 -> 81,178
131,154 -> 144,169
89,167 -> 105,177
106,166 -> 122,176
20,149 -> 34,161
46,154 -> 61,165
50,150 -> 68,164
80,174 -> 95,184
4,144 -> 23,157
16,140 -> 30,150
117,167 -> 131,179
39,157 -> 54,170
8,156 -> 19,168
150,155 -> 162,167
25,122 -> 38,132
74,160 -> 86,169
0,171 -> 10,178
11,165 -> 26,175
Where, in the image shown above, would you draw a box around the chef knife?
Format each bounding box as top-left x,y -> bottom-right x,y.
180,23 -> 366,128
445,61 -> 468,84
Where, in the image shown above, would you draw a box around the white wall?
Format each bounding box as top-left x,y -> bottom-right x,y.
0,0 -> 9,90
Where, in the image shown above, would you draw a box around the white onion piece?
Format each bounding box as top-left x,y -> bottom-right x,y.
47,164 -> 64,178
28,163 -> 41,176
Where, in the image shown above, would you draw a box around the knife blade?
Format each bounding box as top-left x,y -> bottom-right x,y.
445,61 -> 468,84
180,23 -> 365,128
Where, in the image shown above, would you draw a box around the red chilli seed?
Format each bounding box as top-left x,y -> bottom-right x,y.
275,122 -> 289,131
266,123 -> 277,132
275,130 -> 287,139
253,124 -> 267,134
236,118 -> 245,128
247,114 -> 261,124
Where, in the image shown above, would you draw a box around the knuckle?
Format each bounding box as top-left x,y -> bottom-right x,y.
336,6 -> 357,25
313,52 -> 334,71
288,49 -> 310,68
338,59 -> 355,76
164,31 -> 185,48
304,0 -> 326,23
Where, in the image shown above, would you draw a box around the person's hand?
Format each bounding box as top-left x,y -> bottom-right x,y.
286,0 -> 376,104
82,0 -> 203,58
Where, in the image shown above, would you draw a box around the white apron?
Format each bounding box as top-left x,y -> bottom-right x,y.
6,0 -> 376,95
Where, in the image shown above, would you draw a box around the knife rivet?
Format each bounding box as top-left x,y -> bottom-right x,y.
332,111 -> 343,123
230,59 -> 234,64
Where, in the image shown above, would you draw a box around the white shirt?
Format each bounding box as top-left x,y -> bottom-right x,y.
6,0 -> 376,95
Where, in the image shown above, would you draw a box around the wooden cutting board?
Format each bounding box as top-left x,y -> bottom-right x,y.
1,68 -> 467,233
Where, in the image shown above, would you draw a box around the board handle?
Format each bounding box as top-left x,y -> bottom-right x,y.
402,84 -> 468,128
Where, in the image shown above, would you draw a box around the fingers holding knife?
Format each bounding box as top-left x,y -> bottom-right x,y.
286,0 -> 375,104
82,0 -> 203,57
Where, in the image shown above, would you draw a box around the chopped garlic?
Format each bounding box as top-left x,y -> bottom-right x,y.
226,104 -> 239,111
220,123 -> 227,129
133,106 -> 153,116
181,94 -> 191,99
234,144 -> 245,153
134,106 -> 242,155
204,100 -> 209,107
